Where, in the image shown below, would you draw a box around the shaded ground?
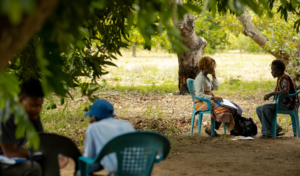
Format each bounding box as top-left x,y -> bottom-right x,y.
151,133 -> 300,176
61,133 -> 300,176
59,92 -> 300,176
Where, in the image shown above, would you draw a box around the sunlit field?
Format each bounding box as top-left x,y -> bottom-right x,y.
103,49 -> 275,90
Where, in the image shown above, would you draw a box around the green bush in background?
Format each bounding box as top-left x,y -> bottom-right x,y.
227,33 -> 265,53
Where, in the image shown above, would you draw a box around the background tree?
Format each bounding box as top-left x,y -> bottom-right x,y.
127,28 -> 145,57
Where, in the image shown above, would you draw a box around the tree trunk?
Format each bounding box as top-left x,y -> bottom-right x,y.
174,0 -> 207,94
132,42 -> 137,57
238,11 -> 290,64
0,0 -> 59,73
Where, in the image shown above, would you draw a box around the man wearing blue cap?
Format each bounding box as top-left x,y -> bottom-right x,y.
83,99 -> 135,175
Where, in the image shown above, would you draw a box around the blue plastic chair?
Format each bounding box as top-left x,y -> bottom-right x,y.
78,131 -> 170,176
186,78 -> 226,138
272,85 -> 300,139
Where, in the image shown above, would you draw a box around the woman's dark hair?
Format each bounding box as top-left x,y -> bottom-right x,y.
19,79 -> 44,98
271,60 -> 286,72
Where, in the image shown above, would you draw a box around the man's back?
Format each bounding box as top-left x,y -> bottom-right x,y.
84,118 -> 135,173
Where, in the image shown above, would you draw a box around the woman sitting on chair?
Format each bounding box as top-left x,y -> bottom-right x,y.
194,56 -> 242,136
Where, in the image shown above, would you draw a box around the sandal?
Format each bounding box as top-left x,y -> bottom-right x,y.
205,128 -> 220,137
259,135 -> 272,139
276,133 -> 285,136
276,127 -> 285,136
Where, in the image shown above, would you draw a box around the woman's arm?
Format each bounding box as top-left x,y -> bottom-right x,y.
211,70 -> 220,90
195,75 -> 212,100
212,77 -> 220,90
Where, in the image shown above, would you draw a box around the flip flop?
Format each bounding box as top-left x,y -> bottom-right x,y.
276,133 -> 285,137
205,128 -> 220,137
259,135 -> 272,139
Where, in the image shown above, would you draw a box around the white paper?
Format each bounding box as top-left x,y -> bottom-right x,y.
0,155 -> 27,165
231,136 -> 254,140
0,152 -> 43,165
220,99 -> 238,109
268,100 -> 277,104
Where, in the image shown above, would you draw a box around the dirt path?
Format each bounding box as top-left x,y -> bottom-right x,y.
60,92 -> 300,176
152,134 -> 300,176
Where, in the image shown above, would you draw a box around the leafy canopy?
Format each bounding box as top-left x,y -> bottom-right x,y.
0,0 -> 201,149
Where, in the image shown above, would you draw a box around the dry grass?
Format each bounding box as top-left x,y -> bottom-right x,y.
103,49 -> 275,88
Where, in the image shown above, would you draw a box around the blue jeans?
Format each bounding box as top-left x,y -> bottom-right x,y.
256,103 -> 289,136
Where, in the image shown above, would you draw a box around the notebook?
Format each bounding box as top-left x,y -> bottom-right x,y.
214,99 -> 237,109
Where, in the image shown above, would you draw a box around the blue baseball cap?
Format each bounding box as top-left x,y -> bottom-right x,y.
84,99 -> 116,119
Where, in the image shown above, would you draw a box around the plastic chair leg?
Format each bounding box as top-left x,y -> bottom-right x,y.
198,114 -> 203,134
190,111 -> 196,136
291,113 -> 297,137
211,118 -> 215,138
272,113 -> 277,139
223,122 -> 226,134
294,112 -> 300,138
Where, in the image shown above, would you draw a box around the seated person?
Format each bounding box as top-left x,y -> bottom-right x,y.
257,60 -> 299,138
0,79 -> 68,176
83,99 -> 135,175
194,56 -> 243,136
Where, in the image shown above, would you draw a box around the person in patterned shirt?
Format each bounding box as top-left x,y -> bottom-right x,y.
256,60 -> 299,139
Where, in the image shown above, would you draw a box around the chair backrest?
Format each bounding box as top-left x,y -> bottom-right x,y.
186,78 -> 195,101
93,131 -> 170,176
296,85 -> 300,110
38,133 -> 81,176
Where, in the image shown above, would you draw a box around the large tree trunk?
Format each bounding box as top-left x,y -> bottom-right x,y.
238,11 -> 290,64
0,0 -> 59,73
174,0 -> 207,94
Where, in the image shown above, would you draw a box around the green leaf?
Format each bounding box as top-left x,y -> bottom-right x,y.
7,0 -> 22,24
91,0 -> 106,9
87,87 -> 99,97
183,3 -> 202,13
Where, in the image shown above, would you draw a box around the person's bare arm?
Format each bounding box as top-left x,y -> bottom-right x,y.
264,90 -> 289,101
0,142 -> 29,158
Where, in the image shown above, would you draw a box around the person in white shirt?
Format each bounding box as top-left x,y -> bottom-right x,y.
194,56 -> 243,136
82,99 -> 135,175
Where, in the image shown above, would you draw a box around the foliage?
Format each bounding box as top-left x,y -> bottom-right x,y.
0,0 -> 201,148
127,27 -> 145,46
252,9 -> 300,80
228,33 -> 265,53
195,13 -> 229,54
126,27 -> 173,53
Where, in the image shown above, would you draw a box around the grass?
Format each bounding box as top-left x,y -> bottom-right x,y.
40,100 -> 90,151
107,82 -> 177,94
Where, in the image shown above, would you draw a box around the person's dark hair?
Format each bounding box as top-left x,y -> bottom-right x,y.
19,79 -> 44,98
271,60 -> 286,72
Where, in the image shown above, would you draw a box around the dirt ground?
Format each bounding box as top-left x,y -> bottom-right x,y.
61,133 -> 300,176
151,134 -> 300,176
60,92 -> 300,176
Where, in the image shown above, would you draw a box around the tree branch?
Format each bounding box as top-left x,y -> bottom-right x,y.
238,11 -> 290,64
0,0 -> 60,73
